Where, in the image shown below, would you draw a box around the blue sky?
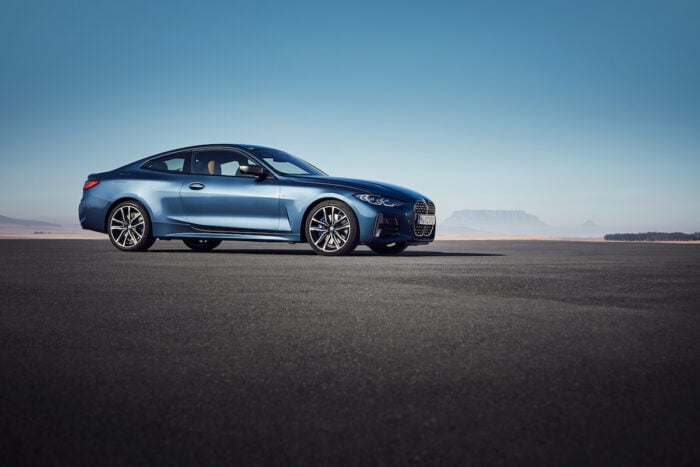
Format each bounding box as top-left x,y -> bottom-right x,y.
1,0 -> 698,232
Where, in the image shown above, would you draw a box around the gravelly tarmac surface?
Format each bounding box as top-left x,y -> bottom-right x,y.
1,239 -> 699,466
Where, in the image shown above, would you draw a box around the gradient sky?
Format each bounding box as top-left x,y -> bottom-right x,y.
1,0 -> 698,232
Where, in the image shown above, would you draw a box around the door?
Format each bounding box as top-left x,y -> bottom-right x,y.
180,148 -> 281,232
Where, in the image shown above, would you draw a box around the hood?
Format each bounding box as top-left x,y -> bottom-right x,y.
288,175 -> 430,202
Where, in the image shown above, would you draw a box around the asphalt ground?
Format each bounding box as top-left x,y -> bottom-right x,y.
1,239 -> 699,466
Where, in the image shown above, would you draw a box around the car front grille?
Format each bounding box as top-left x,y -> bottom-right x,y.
413,200 -> 436,238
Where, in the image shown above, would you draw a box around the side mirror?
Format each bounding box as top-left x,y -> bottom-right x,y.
239,165 -> 268,179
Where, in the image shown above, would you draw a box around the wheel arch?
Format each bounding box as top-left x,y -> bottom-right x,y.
104,196 -> 154,232
299,196 -> 358,243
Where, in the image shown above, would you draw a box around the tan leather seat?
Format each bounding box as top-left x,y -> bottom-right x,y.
208,160 -> 221,175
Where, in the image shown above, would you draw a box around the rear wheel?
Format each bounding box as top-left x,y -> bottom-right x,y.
182,239 -> 222,252
108,201 -> 155,251
368,241 -> 408,255
305,200 -> 359,256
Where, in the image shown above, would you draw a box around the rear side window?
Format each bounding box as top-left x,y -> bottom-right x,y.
144,151 -> 191,173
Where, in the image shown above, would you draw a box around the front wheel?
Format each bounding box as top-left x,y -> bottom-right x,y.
108,201 -> 155,251
182,239 -> 222,252
305,200 -> 359,256
368,241 -> 408,255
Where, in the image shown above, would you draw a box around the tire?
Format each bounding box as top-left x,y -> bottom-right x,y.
368,241 -> 408,255
305,200 -> 359,256
107,200 -> 155,251
182,239 -> 222,252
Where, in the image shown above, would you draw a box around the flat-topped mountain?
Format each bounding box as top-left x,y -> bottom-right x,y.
441,209 -> 549,235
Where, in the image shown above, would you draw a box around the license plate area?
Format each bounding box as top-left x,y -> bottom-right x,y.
417,214 -> 436,225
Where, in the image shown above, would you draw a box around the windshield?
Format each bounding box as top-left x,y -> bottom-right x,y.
245,147 -> 327,176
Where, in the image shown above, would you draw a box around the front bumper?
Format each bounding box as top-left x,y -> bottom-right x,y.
361,199 -> 436,245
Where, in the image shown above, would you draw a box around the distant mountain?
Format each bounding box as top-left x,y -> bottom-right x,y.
576,220 -> 605,236
441,210 -> 549,235
0,215 -> 61,227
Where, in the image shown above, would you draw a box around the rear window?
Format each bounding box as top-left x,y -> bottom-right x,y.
144,151 -> 190,173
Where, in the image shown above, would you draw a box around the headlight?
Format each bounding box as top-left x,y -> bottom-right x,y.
354,194 -> 405,207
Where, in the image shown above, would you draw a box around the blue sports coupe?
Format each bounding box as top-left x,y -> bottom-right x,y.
79,144 -> 436,255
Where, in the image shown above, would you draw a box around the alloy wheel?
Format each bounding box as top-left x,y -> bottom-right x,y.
108,201 -> 154,251
306,202 -> 358,255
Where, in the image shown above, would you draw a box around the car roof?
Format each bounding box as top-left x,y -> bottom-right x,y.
117,144 -> 277,170
152,143 -> 272,156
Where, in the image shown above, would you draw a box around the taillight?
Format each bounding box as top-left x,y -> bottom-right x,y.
83,180 -> 100,190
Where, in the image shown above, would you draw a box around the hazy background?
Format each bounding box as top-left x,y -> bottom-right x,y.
1,0 -> 698,233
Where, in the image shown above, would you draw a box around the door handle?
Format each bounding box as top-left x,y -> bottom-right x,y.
189,182 -> 205,190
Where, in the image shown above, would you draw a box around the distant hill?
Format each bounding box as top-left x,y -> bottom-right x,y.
441,209 -> 549,235
605,232 -> 700,242
0,215 -> 61,227
575,220 -> 605,237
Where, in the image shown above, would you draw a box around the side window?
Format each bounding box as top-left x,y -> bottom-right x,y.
193,149 -> 259,177
220,160 -> 240,176
144,151 -> 190,173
